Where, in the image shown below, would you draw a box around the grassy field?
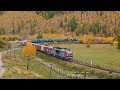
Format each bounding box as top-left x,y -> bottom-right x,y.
2,45 -> 120,79
51,44 -> 120,71
36,51 -> 120,79
2,49 -> 67,79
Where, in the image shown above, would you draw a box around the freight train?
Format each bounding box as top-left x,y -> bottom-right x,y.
33,43 -> 73,60
23,38 -> 77,61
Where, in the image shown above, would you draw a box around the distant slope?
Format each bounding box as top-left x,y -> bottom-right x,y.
0,11 -> 120,38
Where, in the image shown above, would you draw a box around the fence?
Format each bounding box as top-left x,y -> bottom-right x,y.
35,57 -> 89,79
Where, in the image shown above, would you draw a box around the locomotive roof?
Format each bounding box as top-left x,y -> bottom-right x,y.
53,47 -> 71,52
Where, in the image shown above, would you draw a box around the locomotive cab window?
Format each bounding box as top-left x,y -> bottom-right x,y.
56,50 -> 60,54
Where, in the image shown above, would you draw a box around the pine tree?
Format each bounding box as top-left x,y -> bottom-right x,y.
30,28 -> 35,35
12,22 -> 15,35
44,28 -> 49,34
116,34 -> 120,50
75,29 -> 80,36
60,20 -> 63,27
17,24 -> 21,33
69,16 -> 77,38
64,17 -> 67,22
0,27 -> 5,35
37,32 -> 43,39
51,28 -> 54,34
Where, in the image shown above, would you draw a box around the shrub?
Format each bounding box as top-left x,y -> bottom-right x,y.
86,43 -> 90,48
88,35 -> 94,43
82,34 -> 89,44
113,41 -> 118,48
78,38 -> 83,44
106,37 -> 113,44
0,39 -> 11,48
0,35 -> 21,41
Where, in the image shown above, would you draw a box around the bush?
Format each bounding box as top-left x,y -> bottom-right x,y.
78,38 -> 83,44
0,35 -> 21,41
82,34 -> 88,44
86,43 -> 90,48
106,37 -> 113,44
113,41 -> 118,48
0,39 -> 11,48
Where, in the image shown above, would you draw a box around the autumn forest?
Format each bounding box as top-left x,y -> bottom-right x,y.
0,11 -> 120,39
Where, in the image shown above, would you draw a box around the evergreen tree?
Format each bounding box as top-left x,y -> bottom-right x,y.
30,28 -> 35,35
116,34 -> 120,50
75,29 -> 80,36
17,24 -> 21,33
12,22 -> 15,35
60,20 -> 63,27
0,27 -> 5,35
37,32 -> 43,39
69,16 -> 77,37
51,28 -> 54,34
64,17 -> 67,22
44,28 -> 49,34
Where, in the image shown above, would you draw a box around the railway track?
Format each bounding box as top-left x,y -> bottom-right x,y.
69,60 -> 120,75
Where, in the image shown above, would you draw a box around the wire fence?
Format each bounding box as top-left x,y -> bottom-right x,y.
35,58 -> 90,79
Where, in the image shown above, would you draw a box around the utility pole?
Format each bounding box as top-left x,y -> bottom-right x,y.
91,60 -> 93,68
14,41 -> 16,59
6,40 -> 8,56
49,64 -> 52,79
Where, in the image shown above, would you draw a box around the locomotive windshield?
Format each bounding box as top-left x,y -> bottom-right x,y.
63,48 -> 71,51
53,47 -> 72,52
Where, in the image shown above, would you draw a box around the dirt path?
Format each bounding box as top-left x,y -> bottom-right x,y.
0,48 -> 20,79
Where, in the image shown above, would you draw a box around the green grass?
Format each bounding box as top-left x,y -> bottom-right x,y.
51,44 -> 120,71
2,45 -> 120,79
2,49 -> 67,79
37,51 -> 95,78
37,51 -> 120,79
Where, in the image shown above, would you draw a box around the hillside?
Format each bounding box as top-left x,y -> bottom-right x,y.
0,11 -> 120,40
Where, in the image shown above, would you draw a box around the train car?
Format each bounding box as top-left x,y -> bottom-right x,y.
72,38 -> 78,42
32,43 -> 35,47
41,45 -> 45,52
43,46 -> 48,53
22,40 -> 31,46
46,46 -> 53,55
37,44 -> 42,51
34,44 -> 39,51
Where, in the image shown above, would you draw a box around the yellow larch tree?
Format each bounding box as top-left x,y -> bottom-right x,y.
22,42 -> 36,69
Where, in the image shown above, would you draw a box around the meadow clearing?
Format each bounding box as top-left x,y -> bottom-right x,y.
51,44 -> 120,71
